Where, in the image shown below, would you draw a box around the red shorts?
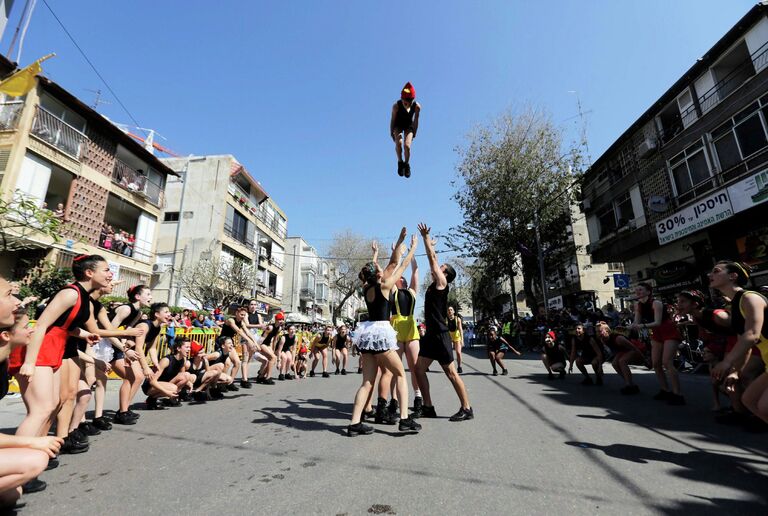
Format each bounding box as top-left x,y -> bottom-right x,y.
651,321 -> 681,343
629,339 -> 646,353
8,327 -> 69,375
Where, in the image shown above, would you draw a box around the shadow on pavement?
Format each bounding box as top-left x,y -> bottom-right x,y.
252,398 -> 353,435
565,440 -> 768,513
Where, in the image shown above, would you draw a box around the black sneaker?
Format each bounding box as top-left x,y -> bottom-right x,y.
449,407 -> 474,422
309,371 -> 316,377
60,436 -> 89,454
457,366 -> 463,374
278,374 -> 285,381
46,457 -> 59,471
227,383 -> 240,391
92,416 -> 113,431
397,160 -> 405,177
334,368 -> 340,375
193,391 -> 208,403
399,416 -> 421,434
286,373 -> 295,380
127,410 -> 140,420
667,393 -> 686,406
178,388 -> 191,402
347,422 -> 374,436
581,376 -> 594,386
22,478 -> 47,494
210,387 -> 225,400
341,369 -> 347,375
239,380 -> 251,389
113,411 -> 137,425
421,406 -> 438,418
146,397 -> 166,410
70,428 -> 88,444
404,162 -> 411,178
653,390 -> 671,401
162,397 -> 181,407
620,385 -> 640,395
361,409 -> 375,421
79,421 -> 101,436
322,371 -> 330,378
262,378 -> 275,385
375,399 -> 395,425
501,368 -> 508,375
388,399 -> 400,423
492,370 -> 498,376
412,396 -> 424,418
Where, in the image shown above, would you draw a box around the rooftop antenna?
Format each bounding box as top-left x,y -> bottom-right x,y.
85,88 -> 111,110
567,90 -> 593,169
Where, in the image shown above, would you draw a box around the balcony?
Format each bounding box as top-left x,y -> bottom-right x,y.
223,221 -> 256,251
300,287 -> 316,300
30,105 -> 87,159
0,101 -> 24,131
301,262 -> 317,273
112,158 -> 164,206
269,256 -> 284,270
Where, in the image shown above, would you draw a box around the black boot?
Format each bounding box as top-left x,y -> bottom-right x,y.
388,399 -> 400,423
412,396 -> 424,418
374,398 -> 394,425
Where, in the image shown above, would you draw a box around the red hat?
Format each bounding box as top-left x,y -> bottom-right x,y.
190,341 -> 203,356
275,312 -> 285,321
547,331 -> 556,341
401,82 -> 415,100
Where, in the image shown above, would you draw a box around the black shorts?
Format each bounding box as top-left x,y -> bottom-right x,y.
393,125 -> 415,137
545,349 -> 566,364
360,348 -> 388,355
112,348 -> 125,362
419,331 -> 454,366
63,338 -> 80,360
193,371 -> 205,388
141,379 -> 151,395
579,349 -> 598,363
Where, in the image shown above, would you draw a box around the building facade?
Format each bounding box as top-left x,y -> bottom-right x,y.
282,237 -> 326,322
0,59 -> 175,296
154,155 -> 287,315
581,4 -> 768,298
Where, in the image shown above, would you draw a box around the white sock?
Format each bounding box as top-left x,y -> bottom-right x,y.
415,389 -> 422,398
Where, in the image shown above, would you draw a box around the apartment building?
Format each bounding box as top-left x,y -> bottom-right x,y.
581,3 -> 768,295
282,237 -> 329,323
154,155 -> 287,314
0,56 -> 175,295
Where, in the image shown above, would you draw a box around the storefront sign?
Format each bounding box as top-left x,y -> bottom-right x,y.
728,168 -> 768,214
548,296 -> 563,310
656,190 -> 733,245
653,260 -> 697,286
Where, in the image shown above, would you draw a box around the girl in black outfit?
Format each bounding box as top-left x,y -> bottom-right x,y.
487,327 -> 522,376
389,82 -> 421,178
332,325 -> 351,375
568,324 -> 604,386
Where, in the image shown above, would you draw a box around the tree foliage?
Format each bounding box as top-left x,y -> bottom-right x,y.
326,230 -> 369,325
0,191 -> 66,252
450,107 -> 583,309
176,257 -> 256,310
19,260 -> 72,307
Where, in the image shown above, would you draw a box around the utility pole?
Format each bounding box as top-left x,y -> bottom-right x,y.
168,155 -> 200,306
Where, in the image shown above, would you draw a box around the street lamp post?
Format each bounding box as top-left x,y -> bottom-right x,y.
533,208 -> 548,317
168,155 -> 203,307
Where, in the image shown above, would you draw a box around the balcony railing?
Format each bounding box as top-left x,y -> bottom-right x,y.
300,288 -> 316,300
112,158 -> 163,206
0,101 -> 24,131
223,221 -> 255,250
31,105 -> 87,159
680,41 -> 768,125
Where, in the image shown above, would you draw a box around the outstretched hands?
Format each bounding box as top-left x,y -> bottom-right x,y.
417,223 -> 430,237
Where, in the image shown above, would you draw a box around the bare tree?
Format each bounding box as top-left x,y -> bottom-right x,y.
327,230 -> 370,325
176,257 -> 255,310
0,191 -> 66,252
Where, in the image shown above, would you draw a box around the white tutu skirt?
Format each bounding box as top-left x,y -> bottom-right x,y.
92,339 -> 114,363
353,321 -> 398,352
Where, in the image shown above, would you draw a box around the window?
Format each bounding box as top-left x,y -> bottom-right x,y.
712,100 -> 768,173
668,141 -> 712,196
614,192 -> 635,225
225,204 -> 252,247
163,212 -> 179,222
597,205 -> 617,238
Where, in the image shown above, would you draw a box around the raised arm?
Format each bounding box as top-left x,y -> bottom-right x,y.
383,227 -> 407,279
409,257 -> 419,294
418,223 -> 446,289
382,235 -> 418,289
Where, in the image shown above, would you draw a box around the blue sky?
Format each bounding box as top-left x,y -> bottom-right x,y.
1,0 -> 757,255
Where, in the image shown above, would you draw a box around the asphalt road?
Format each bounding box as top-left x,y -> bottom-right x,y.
1,348 -> 767,515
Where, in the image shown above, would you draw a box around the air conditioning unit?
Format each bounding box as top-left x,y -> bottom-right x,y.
638,138 -> 657,159
152,262 -> 170,274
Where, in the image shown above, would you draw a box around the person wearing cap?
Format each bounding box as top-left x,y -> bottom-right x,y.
187,340 -> 223,402
390,81 -> 421,178
542,330 -> 567,380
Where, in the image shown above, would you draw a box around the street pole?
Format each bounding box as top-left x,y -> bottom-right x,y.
291,244 -> 297,312
509,265 -> 519,321
534,208 -> 548,317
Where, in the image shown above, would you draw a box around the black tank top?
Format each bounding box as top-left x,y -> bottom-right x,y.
262,325 -> 281,347
137,320 -> 162,353
392,289 -> 415,317
335,334 -> 348,348
424,282 -> 449,333
188,357 -> 205,375
220,318 -> 246,339
394,100 -> 416,129
282,334 -> 296,352
364,284 -> 390,322
50,283 -> 91,330
447,317 -> 458,332
572,334 -> 591,351
248,312 -> 261,326
730,290 -> 768,337
158,354 -> 185,382
212,347 -> 228,365
639,297 -> 667,324
114,303 -> 142,328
